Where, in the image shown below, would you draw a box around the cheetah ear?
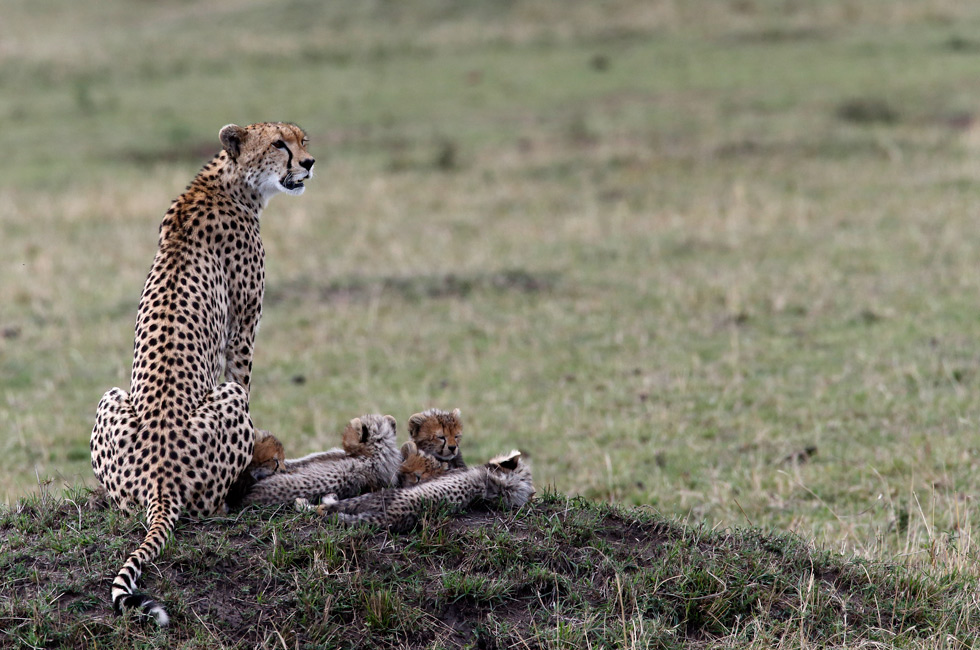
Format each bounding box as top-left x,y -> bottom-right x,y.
346,417 -> 362,441
490,450 -> 522,471
384,414 -> 397,432
360,422 -> 371,444
400,441 -> 418,460
219,124 -> 246,161
408,412 -> 425,438
452,408 -> 461,419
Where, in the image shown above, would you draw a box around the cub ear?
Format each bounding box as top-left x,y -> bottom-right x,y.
400,441 -> 418,460
360,422 -> 371,443
489,450 -> 522,471
346,417 -> 362,440
219,124 -> 247,161
452,408 -> 461,419
384,414 -> 397,432
408,412 -> 426,438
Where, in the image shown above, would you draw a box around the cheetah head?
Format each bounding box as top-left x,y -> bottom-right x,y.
485,450 -> 535,507
249,430 -> 286,480
396,441 -> 448,487
408,408 -> 463,463
219,122 -> 315,199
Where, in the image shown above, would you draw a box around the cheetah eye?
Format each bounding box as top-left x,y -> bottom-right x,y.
301,138 -> 309,147
273,140 -> 288,151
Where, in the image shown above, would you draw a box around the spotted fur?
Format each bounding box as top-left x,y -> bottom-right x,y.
241,414 -> 402,506
396,441 -> 449,488
225,430 -> 287,508
408,408 -> 466,469
248,430 -> 287,480
89,122 -> 314,625
282,448 -> 349,469
305,451 -> 534,532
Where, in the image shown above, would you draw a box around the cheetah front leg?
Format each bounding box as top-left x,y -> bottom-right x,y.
223,303 -> 261,396
222,304 -> 261,478
182,381 -> 256,515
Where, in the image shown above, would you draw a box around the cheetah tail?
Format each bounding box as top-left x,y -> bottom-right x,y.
111,499 -> 180,626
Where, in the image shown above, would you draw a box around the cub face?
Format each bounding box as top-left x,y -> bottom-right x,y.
224,430 -> 285,509
396,441 -> 448,487
219,122 -> 315,198
408,408 -> 463,464
248,430 -> 286,480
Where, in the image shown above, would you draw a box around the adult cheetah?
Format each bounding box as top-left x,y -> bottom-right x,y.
90,122 -> 314,625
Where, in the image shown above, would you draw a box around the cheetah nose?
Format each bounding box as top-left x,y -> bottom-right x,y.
447,445 -> 457,453
300,158 -> 315,171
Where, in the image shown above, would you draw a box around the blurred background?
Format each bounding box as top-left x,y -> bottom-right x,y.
4,0 -> 980,561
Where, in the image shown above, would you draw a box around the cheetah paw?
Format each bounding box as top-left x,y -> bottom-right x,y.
295,497 -> 316,512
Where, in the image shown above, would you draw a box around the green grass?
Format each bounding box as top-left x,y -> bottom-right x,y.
3,487 -> 977,648
7,2 -> 980,640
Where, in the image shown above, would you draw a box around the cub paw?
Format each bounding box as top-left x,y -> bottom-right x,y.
294,497 -> 315,512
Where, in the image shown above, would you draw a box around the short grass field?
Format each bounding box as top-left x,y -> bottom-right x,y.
6,0 -> 980,645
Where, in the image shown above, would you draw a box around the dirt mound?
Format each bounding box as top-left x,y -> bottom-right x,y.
0,489 -> 964,648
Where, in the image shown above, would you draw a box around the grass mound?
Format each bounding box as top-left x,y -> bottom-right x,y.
0,487 -> 972,649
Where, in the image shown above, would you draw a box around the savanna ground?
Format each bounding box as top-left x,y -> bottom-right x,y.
4,0 -> 980,646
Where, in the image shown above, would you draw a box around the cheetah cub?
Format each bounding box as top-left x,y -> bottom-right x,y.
225,430 -> 287,508
248,430 -> 287,480
396,440 -> 450,488
409,408 -> 466,469
241,414 -> 401,506
302,450 -> 534,532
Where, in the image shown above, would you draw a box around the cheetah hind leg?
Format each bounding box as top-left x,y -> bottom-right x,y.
91,388 -> 174,624
90,387 -> 142,513
99,382 -> 256,625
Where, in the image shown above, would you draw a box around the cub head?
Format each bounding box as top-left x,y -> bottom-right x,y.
396,441 -> 449,488
224,429 -> 285,509
408,408 -> 463,463
219,122 -> 315,199
341,414 -> 398,458
485,450 -> 535,508
248,430 -> 286,480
